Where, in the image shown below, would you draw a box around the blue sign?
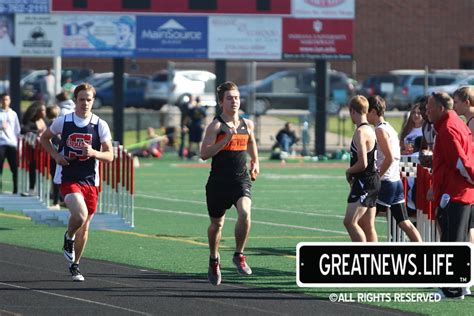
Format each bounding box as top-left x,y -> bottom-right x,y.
136,16 -> 207,58
61,15 -> 136,58
0,0 -> 49,13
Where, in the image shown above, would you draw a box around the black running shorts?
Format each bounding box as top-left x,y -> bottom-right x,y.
206,177 -> 252,218
347,174 -> 381,208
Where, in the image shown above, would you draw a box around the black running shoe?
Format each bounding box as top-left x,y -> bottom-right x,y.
69,263 -> 84,282
63,231 -> 75,263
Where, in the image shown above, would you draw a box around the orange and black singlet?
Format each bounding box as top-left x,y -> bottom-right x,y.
210,116 -> 250,180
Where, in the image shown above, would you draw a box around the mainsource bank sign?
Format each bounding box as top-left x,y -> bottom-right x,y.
136,16 -> 207,58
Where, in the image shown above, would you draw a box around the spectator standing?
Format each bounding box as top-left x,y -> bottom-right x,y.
426,92 -> 474,299
0,93 -> 20,193
185,96 -> 207,159
344,95 -> 380,242
367,96 -> 421,242
41,69 -> 55,106
400,103 -> 423,155
21,101 -> 47,196
56,91 -> 75,117
62,77 -> 75,100
40,83 -> 113,282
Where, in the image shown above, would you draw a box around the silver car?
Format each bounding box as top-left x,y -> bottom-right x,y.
144,70 -> 216,109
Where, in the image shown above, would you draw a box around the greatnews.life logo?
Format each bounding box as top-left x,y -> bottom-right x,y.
297,242 -> 473,287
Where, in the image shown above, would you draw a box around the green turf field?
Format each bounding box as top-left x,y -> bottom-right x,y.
1,154 -> 473,315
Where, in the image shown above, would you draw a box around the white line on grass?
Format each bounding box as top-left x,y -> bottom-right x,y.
135,193 -> 386,223
135,206 -> 348,235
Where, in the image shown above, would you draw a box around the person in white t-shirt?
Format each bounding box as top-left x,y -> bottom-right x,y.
40,83 -> 113,282
400,103 -> 423,155
0,93 -> 20,193
367,96 -> 422,242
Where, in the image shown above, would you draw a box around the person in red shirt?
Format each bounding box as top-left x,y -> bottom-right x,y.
426,92 -> 474,299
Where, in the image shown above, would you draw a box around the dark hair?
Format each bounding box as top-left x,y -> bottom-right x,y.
73,83 -> 96,100
0,93 -> 8,99
367,95 -> 386,117
400,103 -> 421,143
413,136 -> 423,153
22,101 -> 45,124
216,81 -> 238,102
56,91 -> 69,102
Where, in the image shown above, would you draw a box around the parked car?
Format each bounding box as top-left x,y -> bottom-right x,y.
239,68 -> 356,115
144,70 -> 216,109
75,72 -> 114,88
21,68 -> 93,100
0,69 -> 35,95
426,75 -> 474,95
388,70 -> 462,110
359,73 -> 401,100
93,75 -> 149,109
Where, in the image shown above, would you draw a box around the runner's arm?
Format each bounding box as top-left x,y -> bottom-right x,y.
245,119 -> 259,175
200,120 -> 234,160
375,127 -> 393,178
346,127 -> 370,175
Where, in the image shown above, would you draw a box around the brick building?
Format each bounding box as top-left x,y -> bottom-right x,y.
0,0 -> 473,82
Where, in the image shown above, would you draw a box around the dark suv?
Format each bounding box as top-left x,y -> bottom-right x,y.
359,74 -> 400,99
239,68 -> 356,115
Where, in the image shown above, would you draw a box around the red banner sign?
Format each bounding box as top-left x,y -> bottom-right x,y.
283,18 -> 353,60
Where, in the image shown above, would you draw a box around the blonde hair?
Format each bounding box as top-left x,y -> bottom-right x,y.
349,95 -> 369,114
453,86 -> 474,107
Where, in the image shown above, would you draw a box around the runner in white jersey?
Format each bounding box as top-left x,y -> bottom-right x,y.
40,83 -> 113,281
367,95 -> 422,242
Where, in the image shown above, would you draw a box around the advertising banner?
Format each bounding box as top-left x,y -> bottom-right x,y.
0,13 -> 18,56
61,15 -> 136,57
15,14 -> 61,56
0,0 -> 49,13
292,0 -> 355,19
136,16 -> 207,58
208,16 -> 282,60
283,18 -> 352,60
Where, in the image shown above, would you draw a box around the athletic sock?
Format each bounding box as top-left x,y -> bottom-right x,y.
234,252 -> 243,257
209,257 -> 219,264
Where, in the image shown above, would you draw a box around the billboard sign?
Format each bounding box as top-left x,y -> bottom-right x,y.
0,13 -> 18,56
136,16 -> 207,58
292,0 -> 355,19
0,0 -> 49,13
208,16 -> 282,60
15,14 -> 61,56
61,15 -> 136,57
283,18 -> 352,60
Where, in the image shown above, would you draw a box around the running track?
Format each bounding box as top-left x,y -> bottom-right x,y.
0,243 -> 415,315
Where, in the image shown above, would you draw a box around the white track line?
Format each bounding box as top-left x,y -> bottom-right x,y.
0,282 -> 151,315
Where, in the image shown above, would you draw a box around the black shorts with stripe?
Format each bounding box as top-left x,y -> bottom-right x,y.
347,173 -> 381,208
206,176 -> 252,218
